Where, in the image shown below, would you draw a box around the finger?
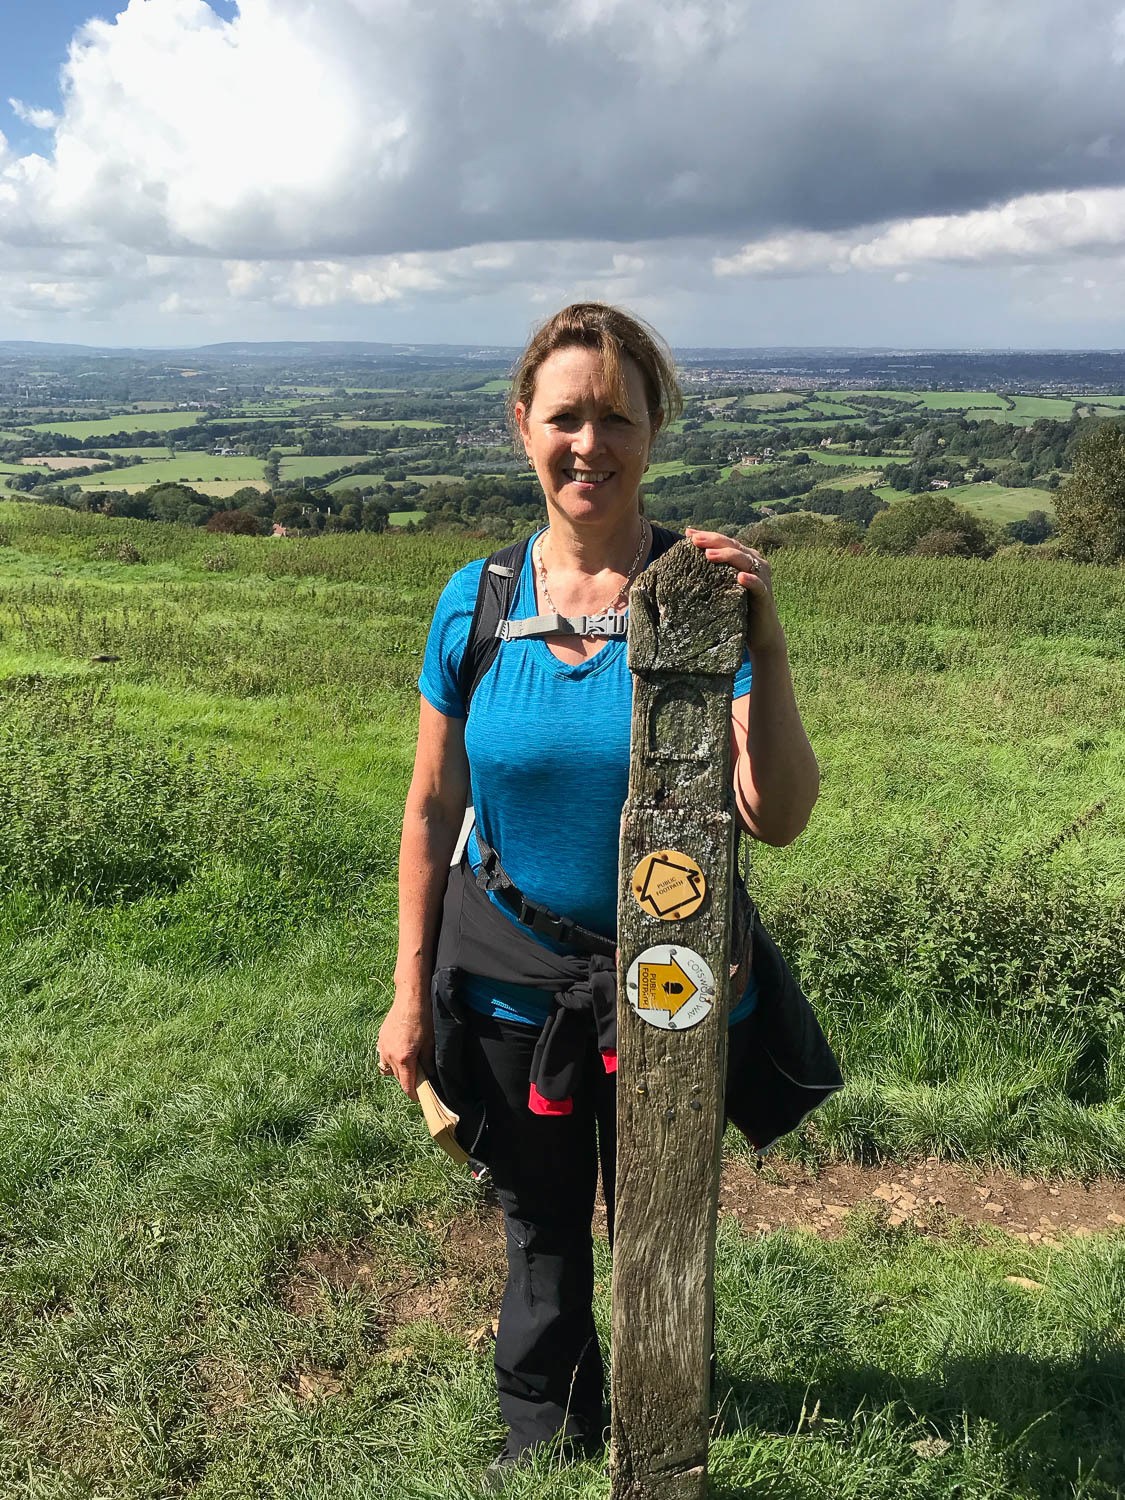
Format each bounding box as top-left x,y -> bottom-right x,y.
686,527 -> 737,548
398,1057 -> 419,1103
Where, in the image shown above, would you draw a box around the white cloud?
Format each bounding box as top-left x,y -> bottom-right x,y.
4,0 -> 1125,343
8,100 -> 59,131
714,186 -> 1125,280
5,0 -> 1125,262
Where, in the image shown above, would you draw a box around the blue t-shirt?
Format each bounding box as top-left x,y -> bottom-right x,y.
419,531 -> 757,1027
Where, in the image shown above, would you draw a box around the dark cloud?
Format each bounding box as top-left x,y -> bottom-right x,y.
4,0 -> 1125,258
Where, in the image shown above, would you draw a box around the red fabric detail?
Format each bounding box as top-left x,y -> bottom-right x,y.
528,1083 -> 573,1116
601,1050 -> 618,1074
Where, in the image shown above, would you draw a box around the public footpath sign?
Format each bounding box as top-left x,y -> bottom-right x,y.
611,540 -> 748,1500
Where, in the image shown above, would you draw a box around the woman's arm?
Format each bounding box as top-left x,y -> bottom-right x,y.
378,698 -> 470,1099
687,528 -> 819,846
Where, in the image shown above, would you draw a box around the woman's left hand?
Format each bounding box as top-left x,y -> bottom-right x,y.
686,527 -> 784,654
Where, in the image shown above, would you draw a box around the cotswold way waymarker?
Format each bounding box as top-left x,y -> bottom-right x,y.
611,541 -> 748,1500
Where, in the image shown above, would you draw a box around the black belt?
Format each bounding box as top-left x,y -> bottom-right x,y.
473,836 -> 616,959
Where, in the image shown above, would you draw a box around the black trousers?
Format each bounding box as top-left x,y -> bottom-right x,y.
465,1007 -> 758,1457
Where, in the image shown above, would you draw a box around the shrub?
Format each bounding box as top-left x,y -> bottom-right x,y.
914,527 -> 975,557
92,539 -> 144,564
205,509 -> 262,536
867,495 -> 990,557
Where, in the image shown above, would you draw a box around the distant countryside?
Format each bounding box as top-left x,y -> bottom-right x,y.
5,342 -> 1125,559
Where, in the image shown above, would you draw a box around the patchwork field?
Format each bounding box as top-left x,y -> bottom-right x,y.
21,411 -> 204,437
79,455 -> 266,489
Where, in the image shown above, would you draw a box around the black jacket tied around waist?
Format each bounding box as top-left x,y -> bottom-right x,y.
431,857 -> 843,1161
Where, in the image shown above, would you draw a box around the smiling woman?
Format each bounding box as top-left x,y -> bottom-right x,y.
376,301 -> 823,1477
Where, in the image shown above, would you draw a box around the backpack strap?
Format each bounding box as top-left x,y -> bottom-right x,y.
458,524 -> 683,714
457,537 -> 529,714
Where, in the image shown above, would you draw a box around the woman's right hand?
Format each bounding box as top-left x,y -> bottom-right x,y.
376,995 -> 433,1102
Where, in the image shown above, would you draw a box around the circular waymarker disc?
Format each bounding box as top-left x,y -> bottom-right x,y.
625,944 -> 716,1031
630,849 -> 707,921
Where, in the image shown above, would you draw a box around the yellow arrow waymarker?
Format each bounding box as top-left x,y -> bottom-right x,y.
636,955 -> 698,1017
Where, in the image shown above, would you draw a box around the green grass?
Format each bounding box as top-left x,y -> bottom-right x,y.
324,473 -> 387,492
1000,396 -> 1086,423
908,393 -> 1007,411
21,412 -> 204,437
336,419 -> 450,431
0,504 -> 1122,1495
280,456 -> 376,480
737,393 -> 803,411
873,483 -> 1056,523
798,450 -> 898,467
78,456 -> 266,490
389,510 -> 425,525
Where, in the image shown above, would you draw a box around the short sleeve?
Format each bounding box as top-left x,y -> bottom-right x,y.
418,560 -> 485,719
733,649 -> 753,700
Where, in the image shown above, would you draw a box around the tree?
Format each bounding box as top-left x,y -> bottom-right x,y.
1054,422 -> 1125,563
361,500 -> 389,532
205,508 -> 262,536
1005,509 -> 1055,546
146,482 -> 204,523
866,493 -> 990,557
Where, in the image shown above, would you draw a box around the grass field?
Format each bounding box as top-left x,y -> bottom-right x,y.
22,411 -> 205,438
798,450 -> 897,467
737,392 -> 803,411
280,456 -> 376,480
0,502 -> 1121,1496
336,419 -> 450,431
324,473 -> 386,492
874,482 -> 1057,523
79,456 -> 266,489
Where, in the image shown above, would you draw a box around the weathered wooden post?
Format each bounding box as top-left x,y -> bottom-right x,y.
611,540 -> 748,1500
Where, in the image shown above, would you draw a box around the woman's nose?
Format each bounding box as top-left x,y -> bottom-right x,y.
572,421 -> 600,453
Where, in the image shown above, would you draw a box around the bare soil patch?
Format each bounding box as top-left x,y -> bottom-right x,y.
278,1162 -> 1124,1352
280,1210 -> 506,1344
719,1157 -> 1125,1244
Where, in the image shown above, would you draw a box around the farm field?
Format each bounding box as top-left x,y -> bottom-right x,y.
279,455 -> 375,480
78,455 -> 266,489
874,481 -> 1057,522
0,502 -> 1121,1496
799,450 -> 896,466
738,392 -> 804,411
325,472 -> 387,492
336,418 -> 450,430
21,411 -> 204,437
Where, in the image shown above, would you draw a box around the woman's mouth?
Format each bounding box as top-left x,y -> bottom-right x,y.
563,469 -> 613,485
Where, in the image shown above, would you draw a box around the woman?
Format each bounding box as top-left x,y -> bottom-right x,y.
377,303 -> 823,1469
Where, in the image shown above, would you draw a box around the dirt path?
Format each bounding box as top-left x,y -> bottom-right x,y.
275,1159 -> 1125,1386
715,1156 -> 1125,1245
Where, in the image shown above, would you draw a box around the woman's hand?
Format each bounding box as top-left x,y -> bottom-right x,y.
685,527 -> 784,656
376,993 -> 433,1102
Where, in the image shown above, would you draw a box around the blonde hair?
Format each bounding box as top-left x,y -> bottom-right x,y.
508,302 -> 682,445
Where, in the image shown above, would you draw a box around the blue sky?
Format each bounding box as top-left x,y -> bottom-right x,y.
2,1 -> 1125,349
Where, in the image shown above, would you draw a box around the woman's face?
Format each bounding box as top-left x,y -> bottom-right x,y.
516,345 -> 658,532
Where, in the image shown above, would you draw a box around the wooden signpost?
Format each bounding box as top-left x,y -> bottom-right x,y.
611,540 -> 748,1500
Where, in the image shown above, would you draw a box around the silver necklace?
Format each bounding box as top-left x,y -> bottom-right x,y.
535,519 -> 650,618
